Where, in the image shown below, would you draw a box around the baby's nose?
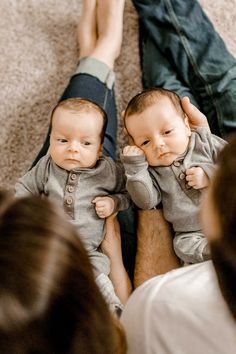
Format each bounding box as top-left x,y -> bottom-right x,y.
68,141 -> 79,152
153,136 -> 165,148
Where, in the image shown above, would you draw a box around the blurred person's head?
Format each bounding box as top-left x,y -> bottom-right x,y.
201,136 -> 236,321
0,191 -> 126,354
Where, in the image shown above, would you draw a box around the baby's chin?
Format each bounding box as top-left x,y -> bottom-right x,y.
54,160 -> 81,171
59,160 -> 98,171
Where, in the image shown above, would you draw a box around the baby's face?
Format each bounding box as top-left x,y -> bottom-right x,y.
125,98 -> 191,166
49,107 -> 103,171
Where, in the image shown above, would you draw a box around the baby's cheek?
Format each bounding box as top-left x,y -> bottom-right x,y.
145,153 -> 154,165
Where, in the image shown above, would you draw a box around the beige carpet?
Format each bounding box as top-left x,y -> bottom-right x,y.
1,0 -> 236,191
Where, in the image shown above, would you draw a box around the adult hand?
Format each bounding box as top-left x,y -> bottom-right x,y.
181,97 -> 210,131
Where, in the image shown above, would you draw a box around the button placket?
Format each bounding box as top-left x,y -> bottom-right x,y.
63,171 -> 79,218
71,173 -> 77,180
173,160 -> 181,167
66,196 -> 73,204
185,183 -> 192,190
67,185 -> 74,193
171,160 -> 192,193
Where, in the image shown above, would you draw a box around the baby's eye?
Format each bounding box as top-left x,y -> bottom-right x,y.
58,138 -> 68,143
141,140 -> 150,146
83,141 -> 91,146
163,129 -> 173,135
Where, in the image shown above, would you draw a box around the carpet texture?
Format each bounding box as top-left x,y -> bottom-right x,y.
1,0 -> 236,191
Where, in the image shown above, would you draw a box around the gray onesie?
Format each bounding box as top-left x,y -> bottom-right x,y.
15,154 -> 130,275
15,154 -> 130,312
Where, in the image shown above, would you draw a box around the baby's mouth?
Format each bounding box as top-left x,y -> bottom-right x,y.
67,157 -> 79,161
159,152 -> 168,158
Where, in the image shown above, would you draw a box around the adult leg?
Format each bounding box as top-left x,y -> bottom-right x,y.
134,209 -> 180,288
132,0 -> 236,137
138,19 -> 199,108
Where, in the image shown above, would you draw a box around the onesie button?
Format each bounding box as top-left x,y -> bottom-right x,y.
185,183 -> 191,190
67,186 -> 74,193
71,173 -> 77,180
66,196 -> 73,205
173,161 -> 180,167
179,172 -> 185,180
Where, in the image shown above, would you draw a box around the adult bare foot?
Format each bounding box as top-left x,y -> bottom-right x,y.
91,0 -> 125,68
77,0 -> 97,58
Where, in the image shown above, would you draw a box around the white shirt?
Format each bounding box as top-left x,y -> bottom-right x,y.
121,261 -> 236,354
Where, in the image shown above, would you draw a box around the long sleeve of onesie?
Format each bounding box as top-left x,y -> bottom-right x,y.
121,154 -> 161,209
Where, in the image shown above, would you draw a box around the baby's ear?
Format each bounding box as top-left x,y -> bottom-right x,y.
121,111 -> 133,144
124,130 -> 135,145
120,110 -> 136,145
121,110 -> 128,135
123,126 -> 129,136
120,110 -> 125,121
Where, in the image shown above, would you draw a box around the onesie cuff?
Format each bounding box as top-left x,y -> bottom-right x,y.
121,153 -> 148,175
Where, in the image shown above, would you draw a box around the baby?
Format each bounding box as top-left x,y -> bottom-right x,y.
121,88 -> 226,264
15,97 -> 130,312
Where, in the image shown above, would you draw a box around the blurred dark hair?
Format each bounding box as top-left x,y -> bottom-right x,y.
210,135 -> 236,321
0,192 -> 126,353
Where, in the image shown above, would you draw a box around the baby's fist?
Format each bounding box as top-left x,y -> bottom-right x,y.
92,196 -> 115,219
185,167 -> 209,189
123,145 -> 144,156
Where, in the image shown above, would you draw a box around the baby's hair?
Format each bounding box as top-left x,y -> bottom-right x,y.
124,87 -> 185,123
50,98 -> 108,143
0,192 -> 126,353
209,135 -> 236,322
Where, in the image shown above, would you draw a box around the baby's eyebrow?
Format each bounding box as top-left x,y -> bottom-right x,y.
81,135 -> 95,141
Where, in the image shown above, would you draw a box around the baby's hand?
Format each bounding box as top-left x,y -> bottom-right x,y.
123,145 -> 144,156
185,167 -> 209,189
92,196 -> 115,219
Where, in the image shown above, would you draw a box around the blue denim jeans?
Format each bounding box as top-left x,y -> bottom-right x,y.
32,59 -> 137,282
132,0 -> 236,137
